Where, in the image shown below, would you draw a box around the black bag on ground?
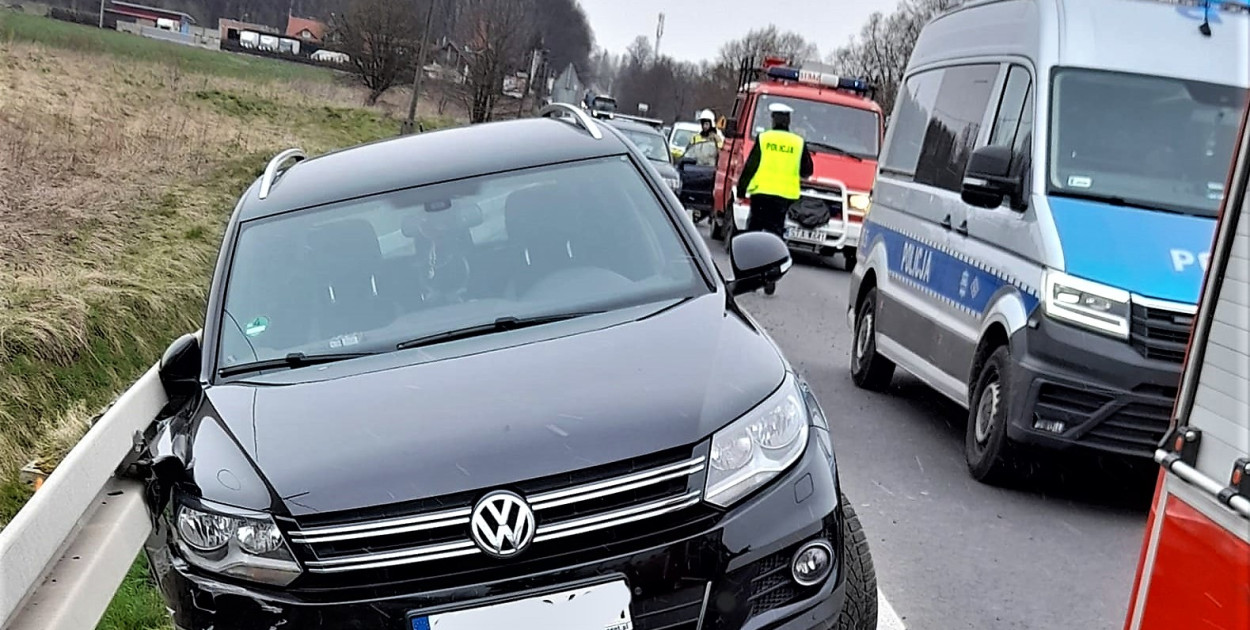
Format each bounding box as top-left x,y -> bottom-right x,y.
787,197 -> 831,228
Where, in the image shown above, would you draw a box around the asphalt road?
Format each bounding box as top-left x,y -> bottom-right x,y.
700,226 -> 1157,630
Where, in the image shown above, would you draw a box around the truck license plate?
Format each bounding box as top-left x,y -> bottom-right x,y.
787,228 -> 823,242
410,581 -> 633,630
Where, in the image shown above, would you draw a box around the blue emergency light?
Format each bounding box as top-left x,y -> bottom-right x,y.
764,65 -> 872,94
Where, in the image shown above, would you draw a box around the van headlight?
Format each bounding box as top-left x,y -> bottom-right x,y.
1042,269 -> 1131,339
705,374 -> 809,508
848,193 -> 871,213
174,498 -> 302,585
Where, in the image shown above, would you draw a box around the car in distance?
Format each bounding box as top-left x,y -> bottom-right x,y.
668,120 -> 702,160
604,117 -> 683,198
143,104 -> 878,630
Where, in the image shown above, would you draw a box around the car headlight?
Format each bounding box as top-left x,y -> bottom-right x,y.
664,176 -> 682,194
848,193 -> 871,213
1042,269 -> 1130,339
705,373 -> 810,508
174,498 -> 302,585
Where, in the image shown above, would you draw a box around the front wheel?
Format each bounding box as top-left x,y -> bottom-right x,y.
834,491 -> 877,630
851,288 -> 895,391
965,346 -> 1020,484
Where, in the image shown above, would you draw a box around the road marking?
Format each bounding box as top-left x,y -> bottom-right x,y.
878,588 -> 906,630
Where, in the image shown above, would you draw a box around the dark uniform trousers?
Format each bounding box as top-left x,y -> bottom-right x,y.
747,194 -> 791,240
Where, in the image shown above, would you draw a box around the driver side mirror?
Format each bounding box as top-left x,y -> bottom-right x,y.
961,145 -> 1024,210
159,333 -> 202,405
728,231 -> 792,295
724,117 -> 740,139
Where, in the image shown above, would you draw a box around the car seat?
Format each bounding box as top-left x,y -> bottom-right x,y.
304,218 -> 393,343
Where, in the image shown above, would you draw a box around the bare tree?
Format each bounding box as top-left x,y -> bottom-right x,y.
457,0 -> 537,123
716,26 -> 820,70
332,0 -> 423,106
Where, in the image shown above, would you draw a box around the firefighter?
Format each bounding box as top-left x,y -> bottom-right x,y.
687,109 -> 725,150
736,102 -> 814,295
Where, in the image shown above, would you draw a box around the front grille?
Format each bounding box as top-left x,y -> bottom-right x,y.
284,447 -> 710,588
1131,303 -> 1195,363
634,583 -> 708,630
1035,384 -> 1114,422
1083,401 -> 1174,455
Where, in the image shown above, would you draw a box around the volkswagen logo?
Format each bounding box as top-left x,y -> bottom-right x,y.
469,490 -> 536,558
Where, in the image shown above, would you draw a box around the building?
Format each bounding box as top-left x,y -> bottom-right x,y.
104,0 -> 195,33
285,14 -> 327,44
218,17 -> 279,43
550,63 -> 584,107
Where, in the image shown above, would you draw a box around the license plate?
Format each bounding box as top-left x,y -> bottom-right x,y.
786,227 -> 823,242
410,581 -> 633,630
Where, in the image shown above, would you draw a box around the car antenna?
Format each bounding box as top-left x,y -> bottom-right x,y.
1200,0 -> 1213,37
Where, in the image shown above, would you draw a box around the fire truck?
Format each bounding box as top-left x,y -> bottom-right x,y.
710,57 -> 884,270
1122,103 -> 1249,630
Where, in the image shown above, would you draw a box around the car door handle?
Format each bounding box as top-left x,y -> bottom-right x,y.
940,214 -> 953,230
955,219 -> 969,236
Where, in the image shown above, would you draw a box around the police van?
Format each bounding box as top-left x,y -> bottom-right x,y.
847,0 -> 1250,483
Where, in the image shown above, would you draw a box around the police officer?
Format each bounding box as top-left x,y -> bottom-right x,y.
736,102 -> 814,294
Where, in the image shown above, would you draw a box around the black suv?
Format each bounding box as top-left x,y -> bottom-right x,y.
143,104 -> 878,630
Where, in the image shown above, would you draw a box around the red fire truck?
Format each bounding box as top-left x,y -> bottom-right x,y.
710,57 -> 884,270
1122,104 -> 1249,630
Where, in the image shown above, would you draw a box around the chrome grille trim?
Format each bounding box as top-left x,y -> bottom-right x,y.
290,455 -> 705,544
533,491 -> 702,543
529,456 -> 705,510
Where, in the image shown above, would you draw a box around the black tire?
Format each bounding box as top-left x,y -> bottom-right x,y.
834,491 -> 877,630
710,209 -> 729,241
850,288 -> 895,391
965,346 -> 1019,484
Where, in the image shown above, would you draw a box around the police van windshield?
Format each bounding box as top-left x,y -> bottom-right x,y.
1049,68 -> 1247,217
751,95 -> 880,159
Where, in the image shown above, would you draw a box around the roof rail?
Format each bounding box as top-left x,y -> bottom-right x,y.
539,103 -> 603,140
258,148 -> 306,200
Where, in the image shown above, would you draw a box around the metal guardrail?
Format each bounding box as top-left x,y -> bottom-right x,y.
0,363 -> 167,630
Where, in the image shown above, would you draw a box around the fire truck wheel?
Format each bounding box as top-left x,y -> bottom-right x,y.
835,491 -> 878,630
965,346 -> 1020,485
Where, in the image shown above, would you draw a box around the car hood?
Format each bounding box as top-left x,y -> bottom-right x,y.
205,294 -> 785,516
1048,196 -> 1217,304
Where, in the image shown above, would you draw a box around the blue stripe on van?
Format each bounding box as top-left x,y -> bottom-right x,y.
1047,196 -> 1215,305
861,222 -> 1041,317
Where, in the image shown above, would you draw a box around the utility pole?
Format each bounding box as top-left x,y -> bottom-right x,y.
654,12 -> 665,62
98,0 -> 105,28
401,0 -> 438,135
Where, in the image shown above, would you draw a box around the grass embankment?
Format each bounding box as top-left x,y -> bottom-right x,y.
0,13 -> 455,628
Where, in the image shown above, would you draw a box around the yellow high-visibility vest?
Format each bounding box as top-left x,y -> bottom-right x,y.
747,130 -> 804,200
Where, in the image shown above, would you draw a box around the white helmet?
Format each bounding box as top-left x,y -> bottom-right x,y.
697,109 -> 715,123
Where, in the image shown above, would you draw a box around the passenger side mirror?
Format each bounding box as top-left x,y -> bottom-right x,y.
728,231 -> 792,296
159,333 -> 202,404
961,145 -> 1023,210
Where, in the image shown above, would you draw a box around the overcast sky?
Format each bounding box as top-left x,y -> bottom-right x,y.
578,0 -> 901,62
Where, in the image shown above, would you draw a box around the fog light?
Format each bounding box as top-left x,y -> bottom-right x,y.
1033,415 -> 1066,434
791,540 -> 834,586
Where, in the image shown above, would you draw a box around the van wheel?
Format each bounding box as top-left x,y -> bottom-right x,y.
851,288 -> 894,391
834,491 -> 877,630
965,346 -> 1019,484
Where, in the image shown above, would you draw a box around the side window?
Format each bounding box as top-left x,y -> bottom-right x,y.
914,64 -> 1000,192
883,69 -> 944,175
989,65 -> 1034,177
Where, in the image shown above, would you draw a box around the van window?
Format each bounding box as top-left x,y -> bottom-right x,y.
1049,68 -> 1247,217
989,65 -> 1034,176
884,70 -> 943,175
914,64 -> 999,192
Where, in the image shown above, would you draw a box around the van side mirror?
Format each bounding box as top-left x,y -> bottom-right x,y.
159,333 -> 202,404
728,231 -> 792,295
961,145 -> 1023,210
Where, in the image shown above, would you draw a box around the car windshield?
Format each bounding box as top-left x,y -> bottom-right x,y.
1049,68 -> 1247,217
683,140 -> 719,166
592,97 -> 617,112
616,127 -> 672,162
671,128 -> 696,148
751,95 -> 880,159
216,157 -> 703,372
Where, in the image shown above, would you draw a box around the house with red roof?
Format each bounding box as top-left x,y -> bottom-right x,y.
285,14 -> 327,44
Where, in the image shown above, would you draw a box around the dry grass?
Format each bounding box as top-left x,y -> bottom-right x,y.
0,26 -> 458,524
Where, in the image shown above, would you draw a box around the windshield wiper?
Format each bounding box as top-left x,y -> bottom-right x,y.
1051,190 -> 1187,215
805,141 -> 864,162
396,312 -> 603,351
218,352 -> 373,377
